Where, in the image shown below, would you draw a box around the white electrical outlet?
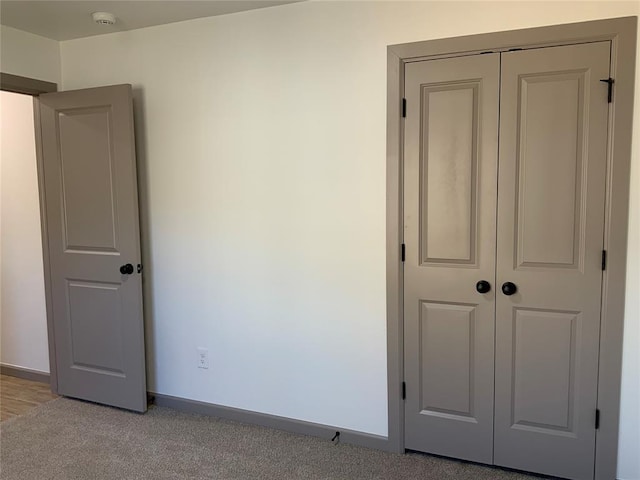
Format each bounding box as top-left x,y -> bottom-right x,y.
197,347 -> 209,369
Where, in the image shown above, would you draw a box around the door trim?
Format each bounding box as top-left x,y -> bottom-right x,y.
0,73 -> 56,95
386,17 -> 637,480
0,73 -> 59,395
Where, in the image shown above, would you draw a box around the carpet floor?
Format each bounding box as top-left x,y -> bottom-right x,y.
0,397 -> 550,480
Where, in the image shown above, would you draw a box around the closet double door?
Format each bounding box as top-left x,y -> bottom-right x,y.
403,42 -> 610,480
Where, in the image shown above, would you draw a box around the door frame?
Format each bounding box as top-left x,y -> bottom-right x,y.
385,16 -> 637,480
0,72 -> 59,394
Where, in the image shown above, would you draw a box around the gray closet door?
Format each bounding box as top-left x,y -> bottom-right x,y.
494,42 -> 610,479
403,53 -> 500,463
39,84 -> 147,412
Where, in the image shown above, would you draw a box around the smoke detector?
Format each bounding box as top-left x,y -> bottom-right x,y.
92,12 -> 116,25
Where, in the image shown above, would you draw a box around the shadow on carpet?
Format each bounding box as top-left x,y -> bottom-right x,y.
1,397 -> 550,479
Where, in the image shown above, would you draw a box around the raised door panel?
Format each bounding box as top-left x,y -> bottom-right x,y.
494,42 -> 610,480
419,302 -> 476,419
512,309 -> 578,433
58,107 -> 119,253
421,84 -> 478,265
516,73 -> 586,269
403,53 -> 499,464
67,280 -> 125,375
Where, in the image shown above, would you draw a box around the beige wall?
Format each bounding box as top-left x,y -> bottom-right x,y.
0,25 -> 60,85
2,1 -> 637,477
0,90 -> 49,373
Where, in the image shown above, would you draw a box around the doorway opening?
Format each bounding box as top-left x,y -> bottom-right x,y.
0,90 -> 50,383
1,73 -> 148,412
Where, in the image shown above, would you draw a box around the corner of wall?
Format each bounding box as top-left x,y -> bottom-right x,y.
0,25 -> 61,86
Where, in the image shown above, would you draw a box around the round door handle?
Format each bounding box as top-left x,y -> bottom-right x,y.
120,263 -> 134,275
476,280 -> 491,294
501,282 -> 518,296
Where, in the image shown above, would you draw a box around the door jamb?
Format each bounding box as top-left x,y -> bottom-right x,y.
386,17 -> 637,480
0,72 -> 59,394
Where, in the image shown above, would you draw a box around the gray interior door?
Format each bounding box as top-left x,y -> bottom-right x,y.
493,42 -> 610,479
38,84 -> 147,412
403,53 -> 500,463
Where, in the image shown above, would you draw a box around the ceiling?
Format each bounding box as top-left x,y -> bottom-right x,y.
0,1 -> 301,41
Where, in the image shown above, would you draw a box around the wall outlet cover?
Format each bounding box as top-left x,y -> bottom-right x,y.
197,347 -> 209,369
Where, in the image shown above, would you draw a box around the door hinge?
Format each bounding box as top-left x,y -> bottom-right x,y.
602,250 -> 607,271
401,243 -> 406,262
402,98 -> 407,118
600,78 -> 614,103
595,409 -> 600,429
402,381 -> 406,400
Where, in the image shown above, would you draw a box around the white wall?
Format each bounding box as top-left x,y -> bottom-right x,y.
619,28 -> 640,478
43,1 -> 639,477
0,25 -> 61,85
0,91 -> 49,373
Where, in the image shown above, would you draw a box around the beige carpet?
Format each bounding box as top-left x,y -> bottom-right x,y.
0,397 -> 550,480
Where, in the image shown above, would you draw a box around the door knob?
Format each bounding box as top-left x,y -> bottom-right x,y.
476,280 -> 491,294
120,263 -> 134,275
501,282 -> 517,296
